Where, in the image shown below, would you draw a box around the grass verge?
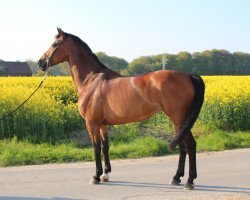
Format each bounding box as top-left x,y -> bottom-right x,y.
197,131 -> 250,151
0,131 -> 249,167
0,136 -> 169,167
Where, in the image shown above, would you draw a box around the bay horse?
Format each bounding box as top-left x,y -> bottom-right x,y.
38,28 -> 205,190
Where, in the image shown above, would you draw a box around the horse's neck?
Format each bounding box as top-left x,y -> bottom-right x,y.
68,47 -> 118,95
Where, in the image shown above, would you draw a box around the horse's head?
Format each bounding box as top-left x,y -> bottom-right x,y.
38,28 -> 68,71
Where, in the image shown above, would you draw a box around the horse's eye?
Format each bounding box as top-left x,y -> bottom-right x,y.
52,43 -> 58,48
53,39 -> 62,48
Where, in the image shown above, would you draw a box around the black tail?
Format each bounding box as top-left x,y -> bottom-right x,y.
169,74 -> 205,150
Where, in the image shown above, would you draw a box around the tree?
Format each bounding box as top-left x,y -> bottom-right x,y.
127,56 -> 153,75
0,66 -> 6,76
176,51 -> 192,72
192,52 -> 205,74
233,52 -> 250,74
96,52 -> 128,73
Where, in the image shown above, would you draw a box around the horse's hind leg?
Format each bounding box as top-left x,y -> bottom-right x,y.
183,131 -> 197,190
163,108 -> 189,187
170,142 -> 186,185
100,125 -> 111,182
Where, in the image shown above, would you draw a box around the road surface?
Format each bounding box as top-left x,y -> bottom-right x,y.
0,148 -> 249,200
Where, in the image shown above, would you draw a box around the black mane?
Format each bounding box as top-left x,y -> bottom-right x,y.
61,33 -> 107,69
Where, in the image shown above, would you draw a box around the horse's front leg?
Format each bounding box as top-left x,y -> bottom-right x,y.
86,121 -> 103,185
100,125 -> 111,182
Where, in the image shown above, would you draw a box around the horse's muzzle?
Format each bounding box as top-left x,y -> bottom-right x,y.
38,59 -> 47,71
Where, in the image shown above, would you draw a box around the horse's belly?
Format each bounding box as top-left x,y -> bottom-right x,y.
103,101 -> 162,125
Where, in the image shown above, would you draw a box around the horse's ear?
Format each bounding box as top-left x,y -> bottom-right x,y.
57,27 -> 65,36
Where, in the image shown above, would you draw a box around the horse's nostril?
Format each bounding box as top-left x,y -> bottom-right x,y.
38,60 -> 43,67
38,60 -> 44,68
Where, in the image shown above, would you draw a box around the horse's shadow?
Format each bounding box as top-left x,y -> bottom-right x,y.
104,181 -> 250,194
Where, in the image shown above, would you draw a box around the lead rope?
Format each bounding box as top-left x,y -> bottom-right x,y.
0,60 -> 49,121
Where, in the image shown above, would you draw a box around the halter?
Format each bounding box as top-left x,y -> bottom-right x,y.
44,45 -> 60,68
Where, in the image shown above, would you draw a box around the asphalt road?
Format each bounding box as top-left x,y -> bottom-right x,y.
0,148 -> 250,200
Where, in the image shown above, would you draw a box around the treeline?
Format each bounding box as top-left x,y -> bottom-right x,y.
24,49 -> 250,76
124,49 -> 250,75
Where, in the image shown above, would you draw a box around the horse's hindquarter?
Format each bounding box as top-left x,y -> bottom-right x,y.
102,74 -> 163,125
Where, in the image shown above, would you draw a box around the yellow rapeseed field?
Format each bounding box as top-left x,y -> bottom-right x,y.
0,77 -> 81,142
199,76 -> 250,131
0,76 -> 249,142
203,76 -> 250,104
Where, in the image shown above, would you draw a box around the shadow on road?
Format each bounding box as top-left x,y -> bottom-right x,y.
196,184 -> 250,194
0,197 -> 83,200
104,181 -> 250,194
104,181 -> 174,189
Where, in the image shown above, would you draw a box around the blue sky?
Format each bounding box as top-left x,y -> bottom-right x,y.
0,0 -> 249,62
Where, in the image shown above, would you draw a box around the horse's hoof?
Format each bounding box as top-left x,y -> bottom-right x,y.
184,182 -> 194,190
100,173 -> 110,182
169,178 -> 181,186
89,177 -> 100,185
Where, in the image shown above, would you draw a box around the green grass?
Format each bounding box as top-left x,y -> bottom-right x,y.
197,131 -> 250,151
0,137 -> 93,166
0,135 -> 169,167
0,131 -> 249,167
109,136 -> 170,159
